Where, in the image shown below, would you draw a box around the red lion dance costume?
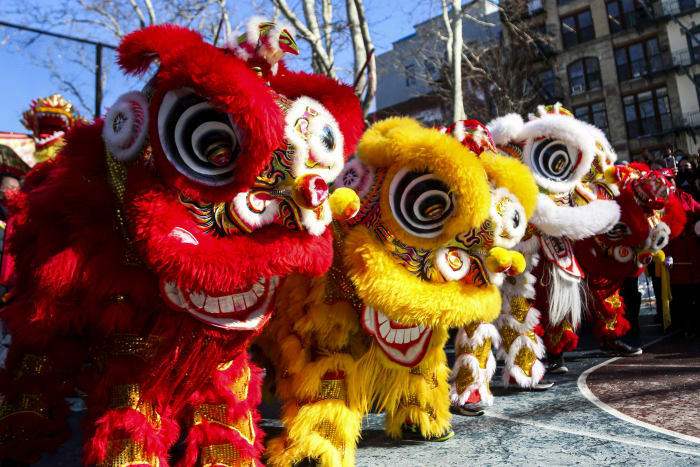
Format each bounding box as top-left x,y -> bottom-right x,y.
575,164 -> 685,348
0,20 -> 363,466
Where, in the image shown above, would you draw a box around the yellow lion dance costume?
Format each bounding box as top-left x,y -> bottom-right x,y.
259,117 -> 538,466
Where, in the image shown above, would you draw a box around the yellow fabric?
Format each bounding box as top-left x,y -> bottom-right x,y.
653,255 -> 672,330
485,247 -> 526,275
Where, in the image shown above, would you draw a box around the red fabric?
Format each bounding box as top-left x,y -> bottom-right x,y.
667,190 -> 700,284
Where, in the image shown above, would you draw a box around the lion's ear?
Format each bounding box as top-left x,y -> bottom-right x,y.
486,113 -> 524,146
357,117 -> 423,168
117,24 -> 204,76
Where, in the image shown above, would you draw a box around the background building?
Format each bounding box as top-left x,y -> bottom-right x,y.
374,0 -> 700,160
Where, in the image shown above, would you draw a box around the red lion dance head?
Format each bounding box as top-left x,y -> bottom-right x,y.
0,21 -> 363,466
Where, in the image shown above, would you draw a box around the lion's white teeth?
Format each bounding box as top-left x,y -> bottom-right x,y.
377,311 -> 389,324
386,329 -> 397,344
379,321 -> 391,338
233,294 -> 246,312
418,325 -> 426,332
395,329 -> 405,344
189,291 -> 206,308
410,327 -> 420,341
204,295 -> 220,314
252,282 -> 265,298
218,296 -> 235,314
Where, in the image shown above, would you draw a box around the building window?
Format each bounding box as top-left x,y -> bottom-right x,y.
623,87 -> 672,138
538,69 -> 555,100
688,26 -> 700,62
405,63 -> 416,86
527,0 -> 544,15
574,102 -> 610,136
614,37 -> 662,81
567,58 -> 601,94
606,0 -> 647,33
561,10 -> 595,48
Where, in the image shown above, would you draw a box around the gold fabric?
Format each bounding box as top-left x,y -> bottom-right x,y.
15,354 -> 49,378
100,333 -> 162,362
514,347 -> 536,377
454,366 -> 475,395
0,393 -> 47,421
409,366 -> 438,390
229,366 -> 250,402
314,378 -> 347,403
97,439 -> 159,467
399,393 -> 437,421
499,325 -> 519,350
192,405 -> 256,445
200,443 -> 254,467
510,297 -> 531,323
313,419 -> 347,456
110,384 -> 161,429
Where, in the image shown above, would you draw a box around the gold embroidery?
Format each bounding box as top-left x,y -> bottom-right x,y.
314,377 -> 347,402
192,405 -> 255,445
510,297 -> 531,322
230,366 -> 250,401
110,384 -> 161,429
0,393 -> 47,421
604,292 -> 622,309
97,439 -> 159,467
200,443 -> 254,467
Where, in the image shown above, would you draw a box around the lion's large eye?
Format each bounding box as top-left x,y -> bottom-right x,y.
389,168 -> 455,238
606,222 -> 631,240
612,246 -> 633,262
531,138 -> 578,182
158,88 -> 241,185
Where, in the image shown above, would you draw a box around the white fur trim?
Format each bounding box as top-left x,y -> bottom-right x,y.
284,96 -> 345,183
455,322 -> 501,350
530,195 -> 621,240
501,335 -> 546,388
490,187 -> 527,249
487,113 -> 525,146
299,200 -> 333,236
232,46 -> 251,61
453,120 -> 466,143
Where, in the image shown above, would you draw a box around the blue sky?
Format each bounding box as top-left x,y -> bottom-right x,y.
0,1 -> 439,133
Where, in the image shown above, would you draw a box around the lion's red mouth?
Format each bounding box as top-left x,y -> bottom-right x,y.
160,276 -> 279,331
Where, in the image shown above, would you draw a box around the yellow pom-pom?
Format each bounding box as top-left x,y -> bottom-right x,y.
329,187 -> 360,221
653,250 -> 666,263
486,247 -> 526,276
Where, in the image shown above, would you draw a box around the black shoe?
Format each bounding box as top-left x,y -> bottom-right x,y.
601,338 -> 642,356
547,353 -> 568,374
401,423 -> 455,441
451,404 -> 485,416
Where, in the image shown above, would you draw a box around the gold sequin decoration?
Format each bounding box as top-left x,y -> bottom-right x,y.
605,314 -> 619,331
217,360 -> 234,372
463,321 -> 481,338
15,354 -> 49,378
229,366 -> 250,401
510,297 -> 531,323
102,333 -> 163,362
192,405 -> 256,445
323,223 -> 363,311
455,366 -> 476,395
604,292 -> 622,310
105,148 -> 142,266
314,378 -> 347,403
200,443 -> 254,467
98,439 -> 159,467
110,384 -> 161,429
499,325 -> 519,350
399,394 -> 437,421
313,420 -> 346,456
514,347 -> 537,377
0,393 -> 47,421
409,366 -> 438,389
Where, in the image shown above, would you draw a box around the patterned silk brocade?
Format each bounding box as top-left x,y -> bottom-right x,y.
200,443 -> 254,467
